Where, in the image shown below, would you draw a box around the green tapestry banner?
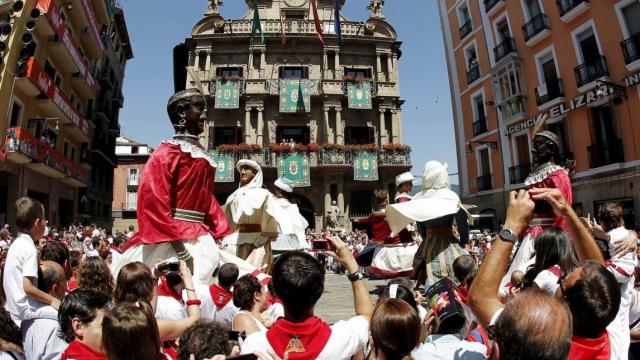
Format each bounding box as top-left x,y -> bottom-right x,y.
278,153 -> 311,187
354,152 -> 378,181
212,152 -> 235,183
214,81 -> 240,109
279,80 -> 310,113
347,81 -> 372,109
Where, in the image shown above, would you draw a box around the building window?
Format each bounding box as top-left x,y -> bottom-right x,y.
547,121 -> 571,160
465,45 -> 480,84
276,126 -> 310,145
279,66 -> 309,79
131,146 -> 139,154
471,94 -> 487,136
63,141 -> 69,157
9,99 -> 23,127
619,1 -> 640,64
496,17 -> 511,42
523,0 -> 542,19
350,190 -> 374,219
492,63 -> 526,122
70,147 -> 76,162
621,1 -> 640,35
211,127 -> 242,147
345,126 -> 374,145
535,49 -> 564,105
477,148 -> 492,191
283,11 -> 305,20
344,68 -> 372,79
216,67 -> 243,78
457,3 -> 472,39
509,133 -> 532,184
587,106 -> 624,168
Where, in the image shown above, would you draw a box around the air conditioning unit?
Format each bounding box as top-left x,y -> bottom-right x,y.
536,83 -> 548,97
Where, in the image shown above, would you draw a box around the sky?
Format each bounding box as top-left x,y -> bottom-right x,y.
117,0 -> 459,183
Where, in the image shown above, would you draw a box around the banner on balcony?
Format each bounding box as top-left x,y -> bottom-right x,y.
280,80 -> 310,113
214,81 -> 240,109
278,153 -> 310,187
353,152 -> 378,181
347,81 -> 372,109
212,152 -> 235,183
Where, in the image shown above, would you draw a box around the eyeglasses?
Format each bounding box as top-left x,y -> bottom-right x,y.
557,272 -> 568,298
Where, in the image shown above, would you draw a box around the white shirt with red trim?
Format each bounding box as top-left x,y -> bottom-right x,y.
155,295 -> 187,321
195,285 -> 238,330
533,266 -> 561,296
241,315 -> 369,360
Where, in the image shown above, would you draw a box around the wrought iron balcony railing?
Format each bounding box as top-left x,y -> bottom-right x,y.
522,14 -> 550,42
574,55 -> 609,88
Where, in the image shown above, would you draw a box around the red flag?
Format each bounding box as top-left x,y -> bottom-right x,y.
310,0 -> 324,46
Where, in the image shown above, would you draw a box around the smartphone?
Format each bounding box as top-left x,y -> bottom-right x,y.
227,355 -> 258,360
157,261 -> 179,273
312,240 -> 328,251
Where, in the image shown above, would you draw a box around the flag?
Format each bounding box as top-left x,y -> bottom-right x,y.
279,10 -> 287,48
251,0 -> 264,44
310,0 -> 324,46
334,0 -> 343,45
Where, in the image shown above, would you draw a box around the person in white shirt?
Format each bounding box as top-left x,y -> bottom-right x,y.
3,197 -> 60,326
155,272 -> 188,320
21,261 -> 69,360
241,236 -> 373,360
197,263 -> 239,329
531,228 -> 579,296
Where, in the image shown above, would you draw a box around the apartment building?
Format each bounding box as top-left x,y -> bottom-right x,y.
438,0 -> 640,228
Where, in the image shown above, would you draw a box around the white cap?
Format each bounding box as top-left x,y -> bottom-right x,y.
395,172 -> 415,187
274,177 -> 294,193
236,159 -> 261,173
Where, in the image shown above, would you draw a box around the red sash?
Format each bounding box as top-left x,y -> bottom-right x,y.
266,316 -> 332,359
604,259 -> 632,278
209,284 -> 233,309
110,244 -> 122,254
61,340 -> 107,360
568,332 -> 611,360
157,277 -> 183,303
546,265 -> 562,278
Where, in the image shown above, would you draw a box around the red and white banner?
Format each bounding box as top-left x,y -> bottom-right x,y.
23,58 -> 89,137
79,0 -> 105,53
37,0 -> 97,94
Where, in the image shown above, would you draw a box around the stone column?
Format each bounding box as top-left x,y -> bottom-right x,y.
335,107 -> 343,145
390,109 -> 399,143
245,107 -> 252,143
324,182 -> 331,223
379,108 -> 387,145
248,50 -> 254,78
323,49 -> 328,78
334,50 -> 340,79
337,182 -> 344,215
324,107 -> 332,143
376,53 -> 382,80
396,110 -> 403,143
386,53 -> 393,81
205,50 -> 212,71
260,49 -> 266,72
392,52 -> 398,81
256,107 -> 264,146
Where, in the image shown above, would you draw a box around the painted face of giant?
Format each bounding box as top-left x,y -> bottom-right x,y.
182,95 -> 207,136
239,165 -> 256,186
532,135 -> 556,166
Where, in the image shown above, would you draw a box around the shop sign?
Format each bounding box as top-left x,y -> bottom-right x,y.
624,72 -> 640,88
506,84 -> 617,136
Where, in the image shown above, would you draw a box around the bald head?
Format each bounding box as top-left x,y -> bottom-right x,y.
39,260 -> 66,300
494,288 -> 572,360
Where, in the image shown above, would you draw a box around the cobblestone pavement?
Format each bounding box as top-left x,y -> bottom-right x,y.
314,272 -> 387,324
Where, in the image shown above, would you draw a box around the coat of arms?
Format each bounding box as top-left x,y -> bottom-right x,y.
289,161 -> 298,175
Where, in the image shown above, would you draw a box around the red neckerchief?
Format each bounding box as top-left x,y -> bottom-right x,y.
157,277 -> 183,303
265,291 -> 283,309
604,259 -> 632,278
568,332 -> 611,360
458,284 -> 469,304
547,265 -> 562,278
110,244 -> 122,254
266,316 -> 332,359
209,284 -> 233,309
67,279 -> 78,292
61,340 -> 107,360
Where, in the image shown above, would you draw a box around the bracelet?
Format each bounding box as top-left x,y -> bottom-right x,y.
185,288 -> 195,292
186,299 -> 201,306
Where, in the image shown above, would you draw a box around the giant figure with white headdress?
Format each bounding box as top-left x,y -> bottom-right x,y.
222,161 -> 294,271
386,161 -> 470,287
270,177 -> 310,255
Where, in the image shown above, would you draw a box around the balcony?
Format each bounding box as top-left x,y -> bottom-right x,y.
574,56 -> 609,88
484,0 -> 505,16
127,175 -> 139,186
4,127 -> 89,187
621,32 -> 640,66
16,57 -> 90,142
467,65 -> 481,85
493,37 -> 517,63
477,174 -> 493,191
459,19 -> 473,40
587,140 -> 624,169
498,95 -> 528,123
472,117 -> 488,137
522,14 -> 550,46
509,163 -> 533,184
535,78 -> 565,107
556,0 -> 590,23
70,0 -> 105,59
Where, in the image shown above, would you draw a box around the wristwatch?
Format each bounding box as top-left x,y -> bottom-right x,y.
347,270 -> 364,282
498,226 -> 518,243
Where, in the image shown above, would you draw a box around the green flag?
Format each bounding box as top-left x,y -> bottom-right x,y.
353,152 -> 378,181
280,79 -> 310,113
212,152 -> 235,183
347,81 -> 372,109
278,153 -> 310,187
251,0 -> 264,44
215,80 -> 240,109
